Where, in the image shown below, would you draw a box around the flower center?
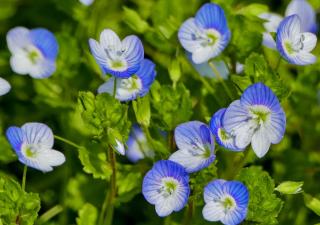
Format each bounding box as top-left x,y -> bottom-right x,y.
158,178 -> 179,198
284,34 -> 305,55
222,196 -> 236,210
22,144 -> 38,158
206,32 -> 218,46
249,105 -> 271,125
218,128 -> 230,141
111,60 -> 125,69
120,75 -> 142,91
28,50 -> 40,64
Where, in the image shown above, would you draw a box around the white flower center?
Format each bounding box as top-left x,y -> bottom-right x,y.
191,29 -> 221,48
221,195 -> 236,212
158,177 -> 179,198
284,34 -> 306,55
188,137 -> 211,158
218,128 -> 232,141
120,75 -> 142,91
23,45 -> 43,64
248,105 -> 271,126
105,45 -> 128,71
21,143 -> 39,159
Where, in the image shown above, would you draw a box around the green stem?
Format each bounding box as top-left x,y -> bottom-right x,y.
274,55 -> 282,71
209,61 -> 234,100
98,189 -> 109,225
22,165 -> 27,192
113,78 -> 117,98
37,205 -> 63,225
198,75 -> 223,107
227,149 -> 250,179
182,199 -> 194,225
168,130 -> 175,152
103,146 -> 117,225
54,135 -> 82,149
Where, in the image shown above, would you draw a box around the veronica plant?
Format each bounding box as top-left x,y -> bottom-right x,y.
178,3 -> 231,64
6,27 -> 59,79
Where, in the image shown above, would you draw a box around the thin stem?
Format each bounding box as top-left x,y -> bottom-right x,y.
227,149 -> 251,179
209,61 -> 234,100
113,78 -> 117,98
182,199 -> 194,225
37,205 -> 63,225
168,130 -> 175,152
274,55 -> 282,71
103,146 -> 117,225
98,189 -> 109,225
54,135 -> 82,149
22,165 -> 27,192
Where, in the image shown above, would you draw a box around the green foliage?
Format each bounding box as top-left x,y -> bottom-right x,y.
132,95 -> 151,127
237,166 -> 283,225
150,82 -> 193,131
76,203 -> 98,225
304,194 -> 320,216
0,176 -> 40,225
275,181 -> 303,195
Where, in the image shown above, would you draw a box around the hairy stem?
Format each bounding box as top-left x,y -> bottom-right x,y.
37,205 -> 63,224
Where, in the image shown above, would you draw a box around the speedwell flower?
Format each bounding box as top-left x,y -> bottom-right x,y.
259,13 -> 283,49
89,29 -> 144,78
285,0 -> 317,33
126,125 -> 154,163
142,160 -> 190,217
209,108 -> 243,151
276,15 -> 317,65
98,59 -> 156,101
203,179 -> 249,225
6,122 -> 65,172
223,83 -> 286,158
6,27 -> 58,78
79,0 -> 94,6
0,77 -> 11,96
169,121 -> 215,173
178,3 -> 231,64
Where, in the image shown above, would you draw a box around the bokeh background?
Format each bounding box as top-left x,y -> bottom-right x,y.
0,0 -> 320,224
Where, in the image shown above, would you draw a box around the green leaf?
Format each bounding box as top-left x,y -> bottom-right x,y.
78,145 -> 112,180
132,95 -> 151,127
237,166 -> 283,225
275,181 -> 303,195
76,203 -> 98,225
151,82 -> 193,131
123,7 -> 150,33
0,176 -> 40,225
236,4 -> 269,17
304,193 -> 320,216
0,135 -> 16,163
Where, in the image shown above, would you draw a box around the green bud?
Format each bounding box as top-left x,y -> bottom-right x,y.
304,194 -> 320,216
275,181 -> 303,194
132,95 -> 151,127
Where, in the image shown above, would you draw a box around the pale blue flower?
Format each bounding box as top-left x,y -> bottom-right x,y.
203,179 -> 249,225
276,15 -> 317,65
169,121 -> 215,173
209,108 -> 243,151
79,0 -> 94,6
89,29 -> 144,78
142,160 -> 190,217
114,139 -> 125,155
6,122 -> 65,172
223,83 -> 286,158
178,3 -> 231,64
0,77 -> 11,96
259,13 -> 283,49
98,59 -> 156,101
126,125 -> 154,163
6,27 -> 59,79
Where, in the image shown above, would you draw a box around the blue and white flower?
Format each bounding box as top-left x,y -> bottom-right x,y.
276,15 -> 317,65
259,13 -> 283,49
209,108 -> 243,151
223,83 -> 286,158
169,121 -> 215,173
98,59 -> 156,101
114,139 -> 125,155
203,179 -> 249,225
178,3 -> 231,64
126,125 -> 154,163
142,160 -> 190,217
6,122 -> 65,172
89,29 -> 144,78
0,77 -> 11,96
6,27 -> 59,79
285,0 -> 317,33
79,0 -> 94,6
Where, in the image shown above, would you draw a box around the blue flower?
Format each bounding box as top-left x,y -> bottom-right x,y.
79,0 -> 94,6
6,27 -> 59,79
285,0 -> 317,33
89,29 -> 144,78
98,59 -> 156,101
126,125 -> 154,163
202,179 -> 249,225
6,122 -> 65,172
209,108 -> 243,151
223,83 -> 286,158
0,77 -> 11,96
142,160 -> 190,217
178,3 -> 231,64
276,15 -> 317,65
114,139 -> 125,155
169,121 -> 215,173
259,13 -> 283,49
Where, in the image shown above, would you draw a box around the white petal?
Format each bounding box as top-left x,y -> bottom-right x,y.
21,122 -> 54,149
251,126 -> 271,158
114,139 -> 125,155
88,39 -> 108,68
178,18 -> 203,53
192,46 -> 216,64
0,78 -> 11,96
10,54 -> 32,75
28,59 -> 56,79
155,198 -> 175,217
202,202 -> 224,222
97,78 -> 114,95
259,13 -> 283,33
294,52 -> 317,65
234,120 -> 256,149
99,29 -> 121,51
302,32 -> 317,52
6,27 -> 31,54
37,149 -> 66,167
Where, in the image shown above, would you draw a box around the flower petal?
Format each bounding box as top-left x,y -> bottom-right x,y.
30,28 -> 59,60
223,181 -> 249,208
6,27 -> 31,54
276,15 -> 301,42
202,202 -> 224,222
29,59 -> 56,79
266,109 -> 286,144
99,29 -> 121,51
10,54 -> 32,75
178,18 -> 204,53
114,139 -> 125,155
36,149 -> 66,171
301,32 -> 317,52
6,126 -> 24,153
121,35 -> 144,76
192,46 -> 216,64
251,126 -> 271,158
89,39 -> 108,70
0,77 -> 11,96
137,59 -> 157,97
203,179 -> 227,203
21,122 -> 54,149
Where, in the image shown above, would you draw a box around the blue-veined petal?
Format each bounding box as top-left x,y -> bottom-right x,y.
6,126 -> 24,153
195,3 -> 229,34
285,0 -> 317,33
21,122 -> 54,149
6,27 -> 31,54
99,29 -> 122,52
31,149 -> 65,172
89,39 -> 109,70
10,53 -> 32,75
202,201 -> 224,222
178,18 -> 204,53
30,28 -> 58,60
0,78 -> 11,96
223,181 -> 249,208
301,32 -> 317,52
28,59 -> 56,79
251,126 -> 271,158
138,59 -> 157,97
203,179 -> 226,203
